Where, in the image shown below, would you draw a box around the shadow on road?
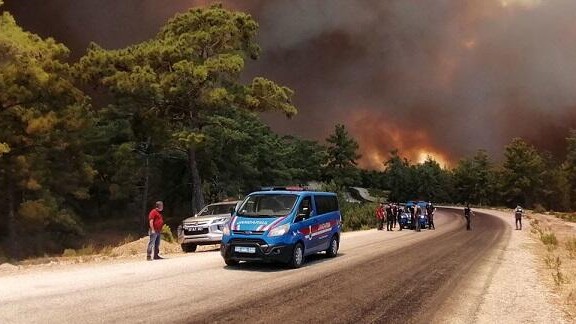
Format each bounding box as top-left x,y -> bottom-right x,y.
223,253 -> 346,272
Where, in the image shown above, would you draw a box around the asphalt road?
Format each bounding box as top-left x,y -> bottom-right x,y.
0,208 -> 509,324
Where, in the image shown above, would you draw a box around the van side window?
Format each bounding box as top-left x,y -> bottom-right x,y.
298,197 -> 312,219
314,195 -> 339,215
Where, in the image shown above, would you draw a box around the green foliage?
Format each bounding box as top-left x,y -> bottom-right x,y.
541,232 -> 558,248
501,138 -> 545,208
533,204 -> 546,214
62,249 -> 76,257
76,4 -> 297,214
161,224 -> 175,243
566,237 -> 576,259
0,7 -> 93,259
324,124 -> 361,187
565,130 -> 576,210
341,203 -> 378,231
452,150 -> 496,205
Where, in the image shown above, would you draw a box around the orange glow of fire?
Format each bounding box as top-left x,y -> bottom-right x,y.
349,109 -> 453,170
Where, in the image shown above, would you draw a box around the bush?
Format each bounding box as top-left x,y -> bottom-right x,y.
566,237 -> 576,259
62,249 -> 76,257
342,202 -> 377,232
161,224 -> 175,243
540,232 -> 558,247
533,204 -> 546,213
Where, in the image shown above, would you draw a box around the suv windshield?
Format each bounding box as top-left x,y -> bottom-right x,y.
237,194 -> 297,217
197,203 -> 236,216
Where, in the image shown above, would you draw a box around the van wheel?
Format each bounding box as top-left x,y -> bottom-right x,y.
224,258 -> 239,266
326,236 -> 339,258
289,243 -> 304,269
181,243 -> 197,253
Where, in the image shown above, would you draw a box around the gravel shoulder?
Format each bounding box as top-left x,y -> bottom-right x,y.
433,208 -> 571,324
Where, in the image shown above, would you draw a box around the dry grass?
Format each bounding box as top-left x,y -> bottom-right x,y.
530,212 -> 576,319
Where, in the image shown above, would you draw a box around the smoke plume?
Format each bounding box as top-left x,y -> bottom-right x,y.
5,0 -> 576,168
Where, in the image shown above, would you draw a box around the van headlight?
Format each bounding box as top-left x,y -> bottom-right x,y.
212,218 -> 227,224
268,224 -> 290,237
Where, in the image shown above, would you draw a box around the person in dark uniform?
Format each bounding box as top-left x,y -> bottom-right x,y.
397,205 -> 404,231
386,203 -> 394,231
415,204 -> 422,232
426,202 -> 435,230
409,204 -> 415,230
392,203 -> 398,228
515,205 -> 523,230
464,203 -> 472,230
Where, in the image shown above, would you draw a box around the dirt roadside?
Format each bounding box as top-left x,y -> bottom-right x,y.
432,208 -> 573,323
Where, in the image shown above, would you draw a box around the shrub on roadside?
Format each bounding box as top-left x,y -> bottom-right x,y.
341,202 -> 377,231
566,237 -> 576,259
77,245 -> 96,256
540,232 -> 558,248
161,224 -> 175,243
62,249 -> 76,257
533,204 -> 546,213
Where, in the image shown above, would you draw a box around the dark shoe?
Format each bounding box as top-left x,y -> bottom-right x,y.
146,256 -> 152,261
153,256 -> 164,260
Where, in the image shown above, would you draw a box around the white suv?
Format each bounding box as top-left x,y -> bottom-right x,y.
177,201 -> 240,252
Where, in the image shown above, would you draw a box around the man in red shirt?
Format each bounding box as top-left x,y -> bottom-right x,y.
147,201 -> 165,261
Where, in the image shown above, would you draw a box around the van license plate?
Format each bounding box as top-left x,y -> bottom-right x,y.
234,246 -> 256,253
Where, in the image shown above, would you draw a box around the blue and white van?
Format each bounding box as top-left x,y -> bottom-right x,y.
220,189 -> 342,268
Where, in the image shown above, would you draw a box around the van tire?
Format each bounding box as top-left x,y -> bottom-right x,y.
181,243 -> 197,253
224,258 -> 239,266
289,243 -> 304,269
326,235 -> 339,258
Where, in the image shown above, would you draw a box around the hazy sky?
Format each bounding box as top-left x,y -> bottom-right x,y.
4,0 -> 576,168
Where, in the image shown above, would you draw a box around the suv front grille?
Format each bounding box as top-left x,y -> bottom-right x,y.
184,228 -> 209,235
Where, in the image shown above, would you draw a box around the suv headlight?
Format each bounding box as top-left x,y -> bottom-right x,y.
268,223 -> 290,237
212,218 -> 228,224
222,224 -> 231,236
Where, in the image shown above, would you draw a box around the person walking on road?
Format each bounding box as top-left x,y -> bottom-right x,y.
386,203 -> 394,231
414,204 -> 422,232
147,201 -> 165,261
392,203 -> 398,228
397,205 -> 403,231
464,203 -> 472,231
515,205 -> 523,230
427,202 -> 435,230
376,202 -> 385,231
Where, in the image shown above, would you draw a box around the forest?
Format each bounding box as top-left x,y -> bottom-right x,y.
2,3 -> 576,260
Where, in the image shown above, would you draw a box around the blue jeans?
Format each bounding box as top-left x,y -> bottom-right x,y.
147,231 -> 161,258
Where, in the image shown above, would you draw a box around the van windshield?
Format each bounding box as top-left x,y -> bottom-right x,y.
237,194 -> 297,218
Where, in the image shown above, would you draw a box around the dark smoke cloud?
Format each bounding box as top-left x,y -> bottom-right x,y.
5,0 -> 576,168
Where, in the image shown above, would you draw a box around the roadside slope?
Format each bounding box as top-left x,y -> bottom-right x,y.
432,208 -> 570,323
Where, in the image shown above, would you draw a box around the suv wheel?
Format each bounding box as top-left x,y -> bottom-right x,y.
289,243 -> 304,269
326,236 -> 339,258
225,258 -> 239,266
181,243 -> 197,253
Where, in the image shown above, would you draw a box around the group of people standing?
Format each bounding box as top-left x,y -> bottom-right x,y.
376,202 -> 436,232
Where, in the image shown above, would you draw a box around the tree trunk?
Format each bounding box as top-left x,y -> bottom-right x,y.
141,154 -> 150,232
187,147 -> 204,214
7,184 -> 20,260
